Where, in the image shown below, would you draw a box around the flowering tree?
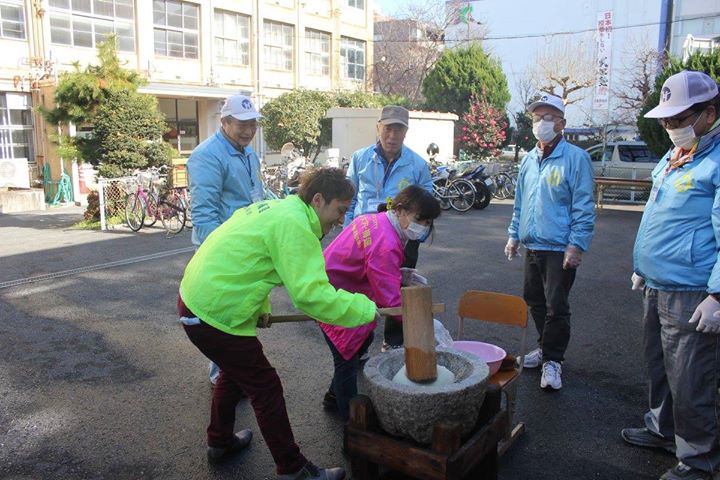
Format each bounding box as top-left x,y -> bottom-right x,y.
459,95 -> 508,159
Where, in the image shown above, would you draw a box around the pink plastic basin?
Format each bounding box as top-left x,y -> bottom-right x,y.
452,341 -> 506,376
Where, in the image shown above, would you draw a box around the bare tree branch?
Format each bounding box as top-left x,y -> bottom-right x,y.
531,36 -> 596,106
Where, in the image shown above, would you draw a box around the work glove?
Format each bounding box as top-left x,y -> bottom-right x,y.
563,245 -> 583,270
400,267 -> 428,286
504,238 -> 520,261
689,296 -> 720,334
631,273 -> 645,290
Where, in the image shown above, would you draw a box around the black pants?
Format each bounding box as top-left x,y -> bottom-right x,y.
523,250 -> 576,362
383,240 -> 420,347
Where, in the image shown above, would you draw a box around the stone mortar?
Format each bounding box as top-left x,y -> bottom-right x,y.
359,346 -> 490,444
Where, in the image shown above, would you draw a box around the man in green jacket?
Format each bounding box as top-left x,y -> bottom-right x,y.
179,167 -> 379,480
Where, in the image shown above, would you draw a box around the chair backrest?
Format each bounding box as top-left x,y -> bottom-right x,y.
457,290 -> 528,341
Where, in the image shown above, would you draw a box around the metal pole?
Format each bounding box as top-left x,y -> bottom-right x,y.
98,179 -> 107,231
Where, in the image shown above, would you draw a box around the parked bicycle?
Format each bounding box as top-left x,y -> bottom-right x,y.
429,161 -> 476,213
125,166 -> 187,235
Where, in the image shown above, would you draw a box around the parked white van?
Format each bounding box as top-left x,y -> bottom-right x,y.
585,141 -> 661,180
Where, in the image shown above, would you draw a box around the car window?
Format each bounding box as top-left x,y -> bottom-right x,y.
617,145 -> 660,163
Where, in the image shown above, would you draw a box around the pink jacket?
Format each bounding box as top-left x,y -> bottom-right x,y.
320,212 -> 404,360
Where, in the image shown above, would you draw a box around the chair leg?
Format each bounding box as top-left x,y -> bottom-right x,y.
498,383 -> 525,456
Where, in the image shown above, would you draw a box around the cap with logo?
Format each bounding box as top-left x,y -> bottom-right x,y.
644,70 -> 718,119
378,105 -> 409,127
528,93 -> 565,115
220,94 -> 263,121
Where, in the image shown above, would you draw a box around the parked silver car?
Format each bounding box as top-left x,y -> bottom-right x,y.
586,141 -> 661,180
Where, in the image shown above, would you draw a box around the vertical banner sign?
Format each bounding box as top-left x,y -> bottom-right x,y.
593,11 -> 612,110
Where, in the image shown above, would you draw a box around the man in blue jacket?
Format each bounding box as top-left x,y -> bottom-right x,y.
505,93 -> 595,391
344,105 -> 433,352
187,93 -> 264,385
621,70 -> 720,480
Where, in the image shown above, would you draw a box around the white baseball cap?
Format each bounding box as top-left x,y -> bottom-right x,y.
644,70 -> 718,119
528,93 -> 565,115
220,94 -> 263,121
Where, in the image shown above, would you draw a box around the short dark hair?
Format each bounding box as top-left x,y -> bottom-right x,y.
391,185 -> 441,222
297,167 -> 355,204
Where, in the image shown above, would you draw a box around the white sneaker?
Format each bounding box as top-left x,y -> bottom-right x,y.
540,361 -> 562,390
521,348 -> 542,368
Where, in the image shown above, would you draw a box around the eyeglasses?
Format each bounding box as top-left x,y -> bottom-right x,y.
657,110 -> 700,129
532,113 -> 563,122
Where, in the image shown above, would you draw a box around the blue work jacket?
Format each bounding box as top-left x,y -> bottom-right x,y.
187,130 -> 263,246
634,126 -> 720,292
508,137 -> 596,252
345,144 -> 433,227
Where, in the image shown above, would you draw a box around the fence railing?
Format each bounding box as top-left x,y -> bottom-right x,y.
97,176 -> 136,231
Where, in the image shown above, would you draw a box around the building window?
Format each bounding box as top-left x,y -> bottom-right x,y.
264,20 -> 293,71
0,93 -> 33,161
305,29 -> 329,76
153,0 -> 199,59
158,98 -> 198,154
341,37 -> 365,81
0,1 -> 25,39
214,9 -> 250,65
346,0 -> 364,9
48,0 -> 134,51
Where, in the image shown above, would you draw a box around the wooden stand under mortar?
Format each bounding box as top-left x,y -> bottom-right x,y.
344,285 -> 508,479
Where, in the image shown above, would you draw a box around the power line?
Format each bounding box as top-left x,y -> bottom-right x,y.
370,13 -> 720,44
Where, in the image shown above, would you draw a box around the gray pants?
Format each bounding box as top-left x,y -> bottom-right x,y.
642,288 -> 720,472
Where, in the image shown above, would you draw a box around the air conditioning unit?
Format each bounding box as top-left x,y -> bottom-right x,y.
0,158 -> 30,188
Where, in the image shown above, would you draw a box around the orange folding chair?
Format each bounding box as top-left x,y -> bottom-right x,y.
456,290 -> 528,455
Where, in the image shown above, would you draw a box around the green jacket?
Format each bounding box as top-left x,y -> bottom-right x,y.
180,195 -> 376,336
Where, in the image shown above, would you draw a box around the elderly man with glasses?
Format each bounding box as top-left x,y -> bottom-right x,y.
504,93 -> 596,391
622,70 -> 720,480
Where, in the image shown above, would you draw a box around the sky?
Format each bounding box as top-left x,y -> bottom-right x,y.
372,0 -> 663,127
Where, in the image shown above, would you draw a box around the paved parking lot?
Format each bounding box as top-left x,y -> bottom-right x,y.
0,202 -> 674,479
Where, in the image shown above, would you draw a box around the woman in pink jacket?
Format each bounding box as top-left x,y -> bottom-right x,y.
319,185 -> 441,421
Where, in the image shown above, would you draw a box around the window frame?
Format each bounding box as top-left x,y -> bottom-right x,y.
213,9 -> 250,66
340,36 -> 365,81
0,1 -> 26,40
346,0 -> 364,9
153,0 -> 199,59
0,93 -> 34,162
263,20 -> 294,72
304,28 -> 330,77
47,0 -> 135,51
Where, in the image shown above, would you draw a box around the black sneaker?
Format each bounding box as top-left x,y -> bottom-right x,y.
207,429 -> 253,465
277,462 -> 345,480
620,427 -> 675,454
322,389 -> 337,411
660,462 -> 714,480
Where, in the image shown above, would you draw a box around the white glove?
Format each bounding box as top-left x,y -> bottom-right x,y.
400,267 -> 428,286
689,296 -> 720,334
631,273 -> 645,290
563,245 -> 583,270
504,238 -> 520,261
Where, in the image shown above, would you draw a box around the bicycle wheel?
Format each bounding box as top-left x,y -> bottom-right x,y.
125,193 -> 145,231
432,178 -> 451,210
143,192 -> 159,227
503,174 -> 517,199
159,196 -> 186,234
472,181 -> 492,210
448,179 -> 476,212
492,174 -> 508,199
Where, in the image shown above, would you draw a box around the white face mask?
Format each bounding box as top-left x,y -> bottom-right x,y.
404,221 -> 431,242
666,113 -> 702,150
532,119 -> 557,143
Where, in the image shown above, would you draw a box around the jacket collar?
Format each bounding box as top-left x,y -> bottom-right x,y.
289,195 -> 323,239
215,130 -> 248,157
534,137 -> 567,162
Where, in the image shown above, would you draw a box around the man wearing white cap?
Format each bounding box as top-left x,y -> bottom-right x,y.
621,70 -> 720,480
187,93 -> 264,384
505,93 -> 595,391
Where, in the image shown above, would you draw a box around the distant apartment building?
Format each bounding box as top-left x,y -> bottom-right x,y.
0,0 -> 373,186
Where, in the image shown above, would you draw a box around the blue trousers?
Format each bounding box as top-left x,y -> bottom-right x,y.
322,330 -> 374,422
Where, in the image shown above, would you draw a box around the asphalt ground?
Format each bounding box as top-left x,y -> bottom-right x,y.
0,202 -> 675,479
